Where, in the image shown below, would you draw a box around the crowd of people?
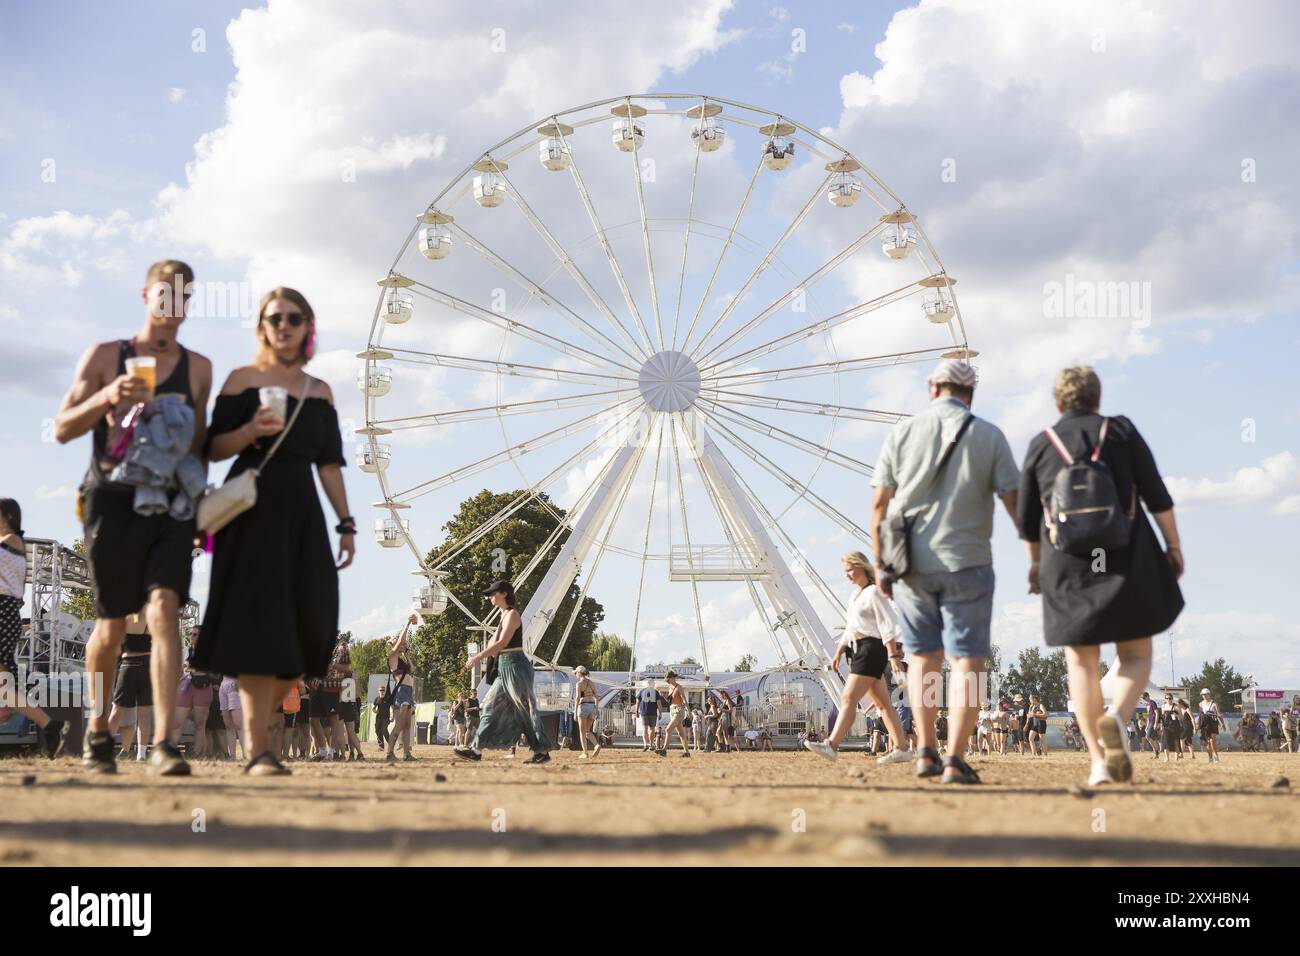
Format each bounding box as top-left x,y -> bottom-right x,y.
0,257 -> 1251,794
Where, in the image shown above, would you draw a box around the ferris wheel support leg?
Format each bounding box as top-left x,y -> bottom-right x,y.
684,416 -> 844,704
520,432 -> 644,656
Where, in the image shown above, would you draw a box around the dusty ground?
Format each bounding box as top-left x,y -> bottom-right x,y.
2,745 -> 1298,866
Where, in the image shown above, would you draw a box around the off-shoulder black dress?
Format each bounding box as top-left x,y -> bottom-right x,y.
1017,412 -> 1184,647
194,387 -> 345,678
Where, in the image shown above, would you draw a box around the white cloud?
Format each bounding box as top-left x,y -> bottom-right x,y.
820,0 -> 1300,449
1165,452 -> 1300,513
168,87 -> 187,104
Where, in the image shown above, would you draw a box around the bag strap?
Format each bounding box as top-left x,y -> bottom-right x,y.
1043,426 -> 1074,465
915,413 -> 974,503
1090,417 -> 1110,462
251,378 -> 314,477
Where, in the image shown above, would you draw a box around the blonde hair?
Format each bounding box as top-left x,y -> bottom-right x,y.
1054,365 -> 1101,412
841,551 -> 875,585
254,286 -> 315,366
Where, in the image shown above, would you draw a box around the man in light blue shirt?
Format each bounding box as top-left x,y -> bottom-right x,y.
871,359 -> 1019,784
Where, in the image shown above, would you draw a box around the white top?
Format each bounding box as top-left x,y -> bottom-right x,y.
1199,699 -> 1218,715
840,584 -> 900,647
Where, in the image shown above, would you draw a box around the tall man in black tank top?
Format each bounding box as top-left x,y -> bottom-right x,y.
55,260 -> 213,776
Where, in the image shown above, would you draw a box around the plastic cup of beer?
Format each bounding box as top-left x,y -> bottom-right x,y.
258,386 -> 288,421
124,356 -> 156,398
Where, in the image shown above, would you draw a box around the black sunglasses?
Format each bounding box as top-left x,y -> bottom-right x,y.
264,311 -> 305,329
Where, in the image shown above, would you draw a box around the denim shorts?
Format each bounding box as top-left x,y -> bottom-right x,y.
893,564 -> 995,659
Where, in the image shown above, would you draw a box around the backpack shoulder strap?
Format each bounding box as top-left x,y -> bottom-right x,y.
1089,417 -> 1111,462
1043,426 -> 1074,465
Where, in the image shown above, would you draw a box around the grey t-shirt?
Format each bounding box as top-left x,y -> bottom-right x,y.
873,396 -> 1019,574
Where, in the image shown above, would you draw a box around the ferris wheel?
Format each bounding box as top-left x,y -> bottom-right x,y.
357,93 -> 975,703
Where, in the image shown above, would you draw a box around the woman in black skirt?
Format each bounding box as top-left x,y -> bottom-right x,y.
194,287 -> 356,775
1018,366 -> 1184,787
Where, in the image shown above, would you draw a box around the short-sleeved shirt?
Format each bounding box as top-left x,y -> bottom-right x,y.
840,584 -> 900,646
637,687 -> 660,717
873,396 -> 1019,574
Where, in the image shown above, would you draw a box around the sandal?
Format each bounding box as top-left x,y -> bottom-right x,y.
915,746 -> 943,778
939,754 -> 981,785
244,751 -> 290,776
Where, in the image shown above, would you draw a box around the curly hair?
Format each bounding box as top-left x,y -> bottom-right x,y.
1053,365 -> 1101,412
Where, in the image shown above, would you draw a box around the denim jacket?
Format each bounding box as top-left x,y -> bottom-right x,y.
108,394 -> 208,520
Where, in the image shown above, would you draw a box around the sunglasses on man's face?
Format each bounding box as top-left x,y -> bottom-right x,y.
264,311 -> 305,329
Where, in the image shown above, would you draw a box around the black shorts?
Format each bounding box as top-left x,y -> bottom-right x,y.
311,690 -> 341,720
848,637 -> 887,679
112,655 -> 153,707
83,483 -> 195,619
336,699 -> 357,723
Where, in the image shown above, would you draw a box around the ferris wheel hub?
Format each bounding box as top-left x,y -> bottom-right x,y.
637,349 -> 701,412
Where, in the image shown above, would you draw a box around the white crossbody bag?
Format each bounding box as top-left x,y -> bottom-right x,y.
197,380 -> 314,536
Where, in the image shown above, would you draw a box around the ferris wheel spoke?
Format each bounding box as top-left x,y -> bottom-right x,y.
621,99 -> 665,354
692,419 -> 845,616
627,416 -> 667,686
552,123 -> 658,357
426,402 -> 647,572
696,400 -> 874,477
697,277 -> 925,376
383,348 -> 636,388
668,413 -> 711,676
406,281 -> 634,375
693,221 -> 887,367
695,406 -> 873,543
679,152 -> 766,355
703,346 -> 951,388
669,97 -> 710,352
450,222 -> 647,368
389,398 -> 641,501
372,387 -> 637,428
688,172 -> 833,361
546,416 -> 652,667
696,388 -> 908,425
464,163 -> 648,362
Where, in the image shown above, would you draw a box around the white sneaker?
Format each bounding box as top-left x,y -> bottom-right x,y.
579,753 -> 589,759
1087,760 -> 1114,786
877,747 -> 913,766
803,740 -> 837,762
1096,712 -> 1133,783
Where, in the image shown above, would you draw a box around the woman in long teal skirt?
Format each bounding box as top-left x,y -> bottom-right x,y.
454,579 -> 551,764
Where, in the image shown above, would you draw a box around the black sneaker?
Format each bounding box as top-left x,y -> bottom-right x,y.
41,719 -> 69,759
148,742 -> 192,777
525,751 -> 551,765
453,748 -> 481,762
82,731 -> 117,774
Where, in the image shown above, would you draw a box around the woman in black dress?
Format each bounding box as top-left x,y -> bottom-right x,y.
194,287 -> 356,775
1018,366 -> 1183,787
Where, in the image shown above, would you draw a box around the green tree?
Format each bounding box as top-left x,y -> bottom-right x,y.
588,631 -> 633,672
349,635 -> 390,702
414,489 -> 605,700
679,656 -> 699,666
60,540 -> 97,621
734,653 -> 758,672
1177,658 -> 1247,712
1003,647 -> 1070,710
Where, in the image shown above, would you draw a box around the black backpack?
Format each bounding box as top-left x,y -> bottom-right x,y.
1042,418 -> 1135,556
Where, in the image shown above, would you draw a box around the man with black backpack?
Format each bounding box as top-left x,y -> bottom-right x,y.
871,358 -> 1021,785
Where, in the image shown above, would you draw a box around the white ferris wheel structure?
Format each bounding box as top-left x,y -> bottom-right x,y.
358,93 -> 976,704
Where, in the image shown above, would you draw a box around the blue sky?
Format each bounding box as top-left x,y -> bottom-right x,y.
2,0 -> 1298,687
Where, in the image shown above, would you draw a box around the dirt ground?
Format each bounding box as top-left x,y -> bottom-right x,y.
2,745 -> 1298,866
